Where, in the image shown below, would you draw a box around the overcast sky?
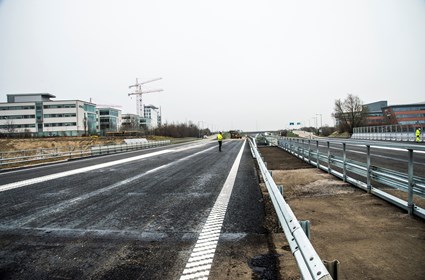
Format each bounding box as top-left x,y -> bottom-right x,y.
1,0 -> 424,131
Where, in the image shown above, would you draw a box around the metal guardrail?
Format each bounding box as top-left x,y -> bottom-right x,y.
277,137 -> 425,220
0,140 -> 171,168
248,137 -> 332,280
352,124 -> 423,142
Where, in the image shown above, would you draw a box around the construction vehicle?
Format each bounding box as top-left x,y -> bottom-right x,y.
229,130 -> 242,139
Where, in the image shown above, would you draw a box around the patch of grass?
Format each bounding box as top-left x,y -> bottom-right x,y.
329,131 -> 351,138
287,131 -> 299,137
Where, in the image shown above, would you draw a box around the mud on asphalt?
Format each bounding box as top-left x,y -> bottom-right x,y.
257,146 -> 425,280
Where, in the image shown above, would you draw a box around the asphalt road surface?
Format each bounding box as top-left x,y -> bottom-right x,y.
0,140 -> 273,280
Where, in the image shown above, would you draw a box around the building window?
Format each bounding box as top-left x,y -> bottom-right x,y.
0,106 -> 35,110
0,115 -> 35,119
0,124 -> 36,129
44,122 -> 77,127
44,113 -> 77,118
43,104 -> 76,109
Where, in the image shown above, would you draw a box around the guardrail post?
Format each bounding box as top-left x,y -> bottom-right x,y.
277,185 -> 284,196
301,139 -> 305,161
323,259 -> 340,280
308,140 -> 311,164
407,149 -> 414,215
367,145 -> 371,193
342,143 -> 347,182
316,140 -> 319,169
299,220 -> 311,239
327,141 -> 331,174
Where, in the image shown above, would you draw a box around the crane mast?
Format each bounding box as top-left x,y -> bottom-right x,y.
128,77 -> 163,117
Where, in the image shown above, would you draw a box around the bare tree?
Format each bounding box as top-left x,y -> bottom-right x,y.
5,120 -> 16,134
332,94 -> 368,133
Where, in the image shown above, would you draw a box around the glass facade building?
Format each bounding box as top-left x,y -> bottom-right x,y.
364,101 -> 425,126
97,108 -> 122,135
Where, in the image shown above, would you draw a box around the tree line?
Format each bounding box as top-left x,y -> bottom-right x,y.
154,122 -> 211,138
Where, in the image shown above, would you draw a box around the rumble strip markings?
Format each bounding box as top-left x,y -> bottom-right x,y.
180,140 -> 246,280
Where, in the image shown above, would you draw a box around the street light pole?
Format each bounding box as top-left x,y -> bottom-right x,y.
316,114 -> 322,135
312,116 -> 317,135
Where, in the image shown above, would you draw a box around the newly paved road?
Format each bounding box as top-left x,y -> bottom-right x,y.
0,140 -> 271,279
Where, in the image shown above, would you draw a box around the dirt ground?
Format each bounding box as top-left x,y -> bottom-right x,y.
0,136 -> 191,154
258,146 -> 425,280
0,137 -> 125,152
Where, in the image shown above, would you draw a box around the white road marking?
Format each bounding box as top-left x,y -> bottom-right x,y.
180,140 -> 246,280
0,142 -> 215,193
4,145 -> 217,227
0,149 -> 172,193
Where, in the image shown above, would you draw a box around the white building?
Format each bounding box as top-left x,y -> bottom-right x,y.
121,113 -> 141,130
143,105 -> 160,129
0,93 -> 97,136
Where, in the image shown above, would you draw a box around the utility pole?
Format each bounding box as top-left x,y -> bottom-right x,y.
128,77 -> 163,117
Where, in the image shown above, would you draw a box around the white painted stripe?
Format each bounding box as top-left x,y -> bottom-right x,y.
2,145 -> 218,228
180,140 -> 246,280
188,253 -> 216,263
0,149 -> 172,192
190,249 -> 217,257
0,142 -> 217,193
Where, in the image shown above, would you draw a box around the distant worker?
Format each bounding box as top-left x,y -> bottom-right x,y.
416,127 -> 421,143
217,131 -> 223,152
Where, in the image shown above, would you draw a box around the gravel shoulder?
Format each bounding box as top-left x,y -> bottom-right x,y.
258,146 -> 425,280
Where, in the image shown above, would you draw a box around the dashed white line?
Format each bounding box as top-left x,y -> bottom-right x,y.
180,140 -> 246,280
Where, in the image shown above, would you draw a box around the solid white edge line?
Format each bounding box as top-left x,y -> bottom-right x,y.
180,140 -> 246,280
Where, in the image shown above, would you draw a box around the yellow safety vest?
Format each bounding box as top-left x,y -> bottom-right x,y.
416,129 -> 421,137
217,134 -> 223,141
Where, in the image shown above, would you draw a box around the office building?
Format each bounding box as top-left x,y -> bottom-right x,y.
97,107 -> 122,135
0,93 -> 97,136
121,114 -> 141,130
382,102 -> 425,125
143,105 -> 160,129
363,101 -> 425,126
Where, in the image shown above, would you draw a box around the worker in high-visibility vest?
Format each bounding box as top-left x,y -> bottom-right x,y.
217,132 -> 223,151
416,127 -> 421,143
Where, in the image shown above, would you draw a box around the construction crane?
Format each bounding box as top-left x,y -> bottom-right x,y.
128,77 -> 163,117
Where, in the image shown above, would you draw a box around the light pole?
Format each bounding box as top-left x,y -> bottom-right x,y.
312,116 -> 318,135
316,114 -> 322,135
